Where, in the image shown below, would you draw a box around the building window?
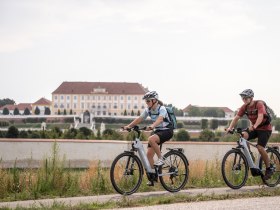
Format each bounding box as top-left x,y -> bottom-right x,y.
60,95 -> 64,100
73,103 -> 77,109
54,104 -> 58,108
114,103 -> 117,109
127,96 -> 131,101
114,96 -> 118,101
120,95 -> 124,101
67,95 -> 70,101
103,96 -> 106,100
134,96 -> 138,100
81,96 -> 84,101
134,104 -> 138,109
67,104 -> 70,109
54,96 -> 58,100
60,104 -> 64,108
103,111 -> 106,115
81,103 -> 84,109
74,96 -> 77,101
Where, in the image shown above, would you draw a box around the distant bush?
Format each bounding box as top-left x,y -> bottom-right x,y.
175,129 -> 190,141
199,129 -> 215,141
6,126 -> 19,138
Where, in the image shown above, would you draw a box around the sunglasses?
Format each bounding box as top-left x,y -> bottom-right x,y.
145,100 -> 151,103
242,97 -> 249,100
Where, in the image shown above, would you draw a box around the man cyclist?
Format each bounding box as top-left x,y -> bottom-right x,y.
123,91 -> 173,185
226,89 -> 273,180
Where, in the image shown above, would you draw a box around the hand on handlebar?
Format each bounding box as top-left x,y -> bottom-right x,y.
225,127 -> 234,134
122,126 -> 131,131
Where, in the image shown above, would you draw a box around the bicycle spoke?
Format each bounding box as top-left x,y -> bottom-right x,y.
110,153 -> 143,195
260,149 -> 280,187
159,150 -> 188,192
222,150 -> 248,189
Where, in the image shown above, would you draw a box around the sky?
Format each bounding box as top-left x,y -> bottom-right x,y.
0,0 -> 280,116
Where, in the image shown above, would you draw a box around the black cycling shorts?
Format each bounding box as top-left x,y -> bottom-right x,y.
147,129 -> 173,148
246,130 -> 272,148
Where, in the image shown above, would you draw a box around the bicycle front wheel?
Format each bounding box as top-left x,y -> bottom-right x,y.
110,152 -> 143,195
221,149 -> 248,189
259,148 -> 280,187
159,150 -> 189,192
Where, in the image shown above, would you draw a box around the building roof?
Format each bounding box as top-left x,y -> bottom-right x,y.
33,97 -> 52,105
183,104 -> 234,113
0,103 -> 32,111
52,82 -> 147,95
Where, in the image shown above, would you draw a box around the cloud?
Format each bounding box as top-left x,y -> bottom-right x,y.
0,0 -> 266,53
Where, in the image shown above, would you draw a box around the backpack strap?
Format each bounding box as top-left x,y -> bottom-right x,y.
148,105 -> 171,127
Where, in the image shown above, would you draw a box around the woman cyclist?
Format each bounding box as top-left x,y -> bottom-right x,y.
123,91 -> 173,185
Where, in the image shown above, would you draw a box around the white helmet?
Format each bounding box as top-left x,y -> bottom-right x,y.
142,91 -> 158,100
239,89 -> 254,98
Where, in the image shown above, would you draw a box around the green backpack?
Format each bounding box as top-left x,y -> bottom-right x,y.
148,106 -> 177,129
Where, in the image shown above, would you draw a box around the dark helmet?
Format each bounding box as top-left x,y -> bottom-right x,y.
239,89 -> 254,98
142,91 -> 159,100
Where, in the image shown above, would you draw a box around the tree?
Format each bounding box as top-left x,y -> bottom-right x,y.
6,126 -> 19,138
70,109 -> 73,115
273,118 -> 280,131
124,110 -> 127,116
0,98 -> 15,107
131,110 -> 135,116
35,106 -> 40,115
13,107 -> 20,115
203,108 -> 219,117
210,119 -> 219,130
58,109 -> 61,115
201,119 -> 208,129
137,110 -> 141,116
23,107 -> 31,115
188,106 -> 202,117
63,109 -> 67,115
3,107 -> 9,115
44,107 -> 51,115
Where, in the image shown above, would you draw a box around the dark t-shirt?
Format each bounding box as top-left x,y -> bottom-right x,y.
237,100 -> 272,131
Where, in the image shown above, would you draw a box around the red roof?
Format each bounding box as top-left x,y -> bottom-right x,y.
0,103 -> 32,111
33,97 -> 52,105
52,82 -> 147,95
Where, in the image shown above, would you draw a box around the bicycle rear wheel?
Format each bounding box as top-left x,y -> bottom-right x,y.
159,150 -> 189,192
110,152 -> 143,195
259,148 -> 280,187
221,149 -> 248,189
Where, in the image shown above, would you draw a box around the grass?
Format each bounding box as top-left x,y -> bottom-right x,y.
0,142 -> 274,205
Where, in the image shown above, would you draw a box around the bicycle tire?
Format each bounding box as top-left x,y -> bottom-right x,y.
159,150 -> 189,192
259,148 -> 280,187
110,152 -> 143,195
221,149 -> 248,189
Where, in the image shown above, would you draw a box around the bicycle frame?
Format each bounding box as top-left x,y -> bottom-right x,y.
131,135 -> 154,173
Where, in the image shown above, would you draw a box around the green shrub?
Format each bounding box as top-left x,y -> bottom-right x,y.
6,126 -> 19,138
199,129 -> 215,141
175,129 -> 190,141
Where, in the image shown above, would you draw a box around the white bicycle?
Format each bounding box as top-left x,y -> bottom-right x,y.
222,128 -> 280,189
110,126 -> 189,195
